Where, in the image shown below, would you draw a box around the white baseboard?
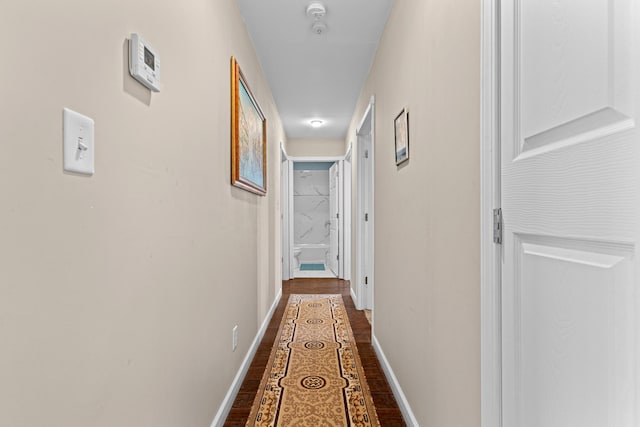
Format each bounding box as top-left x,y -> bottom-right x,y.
350,285 -> 360,310
210,288 -> 282,427
372,335 -> 420,426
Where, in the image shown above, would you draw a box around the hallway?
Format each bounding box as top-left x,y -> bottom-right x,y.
1,1 -> 480,425
224,278 -> 405,426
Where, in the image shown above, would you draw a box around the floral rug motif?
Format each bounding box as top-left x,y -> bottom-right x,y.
246,294 -> 380,426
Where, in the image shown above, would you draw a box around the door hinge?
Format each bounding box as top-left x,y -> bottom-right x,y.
365,276 -> 368,285
493,208 -> 503,244
337,254 -> 339,261
365,213 -> 369,222
337,213 -> 339,219
364,150 -> 369,159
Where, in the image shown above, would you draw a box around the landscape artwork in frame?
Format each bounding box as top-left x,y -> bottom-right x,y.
231,57 -> 267,195
394,107 -> 409,165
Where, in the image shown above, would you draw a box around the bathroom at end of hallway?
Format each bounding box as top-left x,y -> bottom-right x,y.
290,161 -> 341,279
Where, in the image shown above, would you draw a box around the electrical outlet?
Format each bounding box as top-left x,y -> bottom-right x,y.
232,325 -> 238,352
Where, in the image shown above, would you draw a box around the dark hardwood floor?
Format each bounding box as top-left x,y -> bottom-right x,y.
223,278 -> 406,426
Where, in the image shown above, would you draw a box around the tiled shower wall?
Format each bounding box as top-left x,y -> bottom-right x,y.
293,170 -> 330,245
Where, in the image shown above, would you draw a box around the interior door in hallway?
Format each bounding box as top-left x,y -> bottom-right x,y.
500,1 -> 640,426
359,133 -> 373,311
328,162 -> 340,276
281,152 -> 291,281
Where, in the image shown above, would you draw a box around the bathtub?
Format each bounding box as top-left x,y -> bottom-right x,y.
293,243 -> 330,269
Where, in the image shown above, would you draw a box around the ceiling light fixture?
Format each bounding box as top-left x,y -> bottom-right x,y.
310,119 -> 324,128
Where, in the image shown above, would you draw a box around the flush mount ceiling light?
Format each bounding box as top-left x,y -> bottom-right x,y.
310,119 -> 324,128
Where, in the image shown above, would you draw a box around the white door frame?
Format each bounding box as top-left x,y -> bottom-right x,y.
280,143 -> 291,281
480,1 -> 501,426
343,145 -> 353,281
287,156 -> 349,279
355,96 -> 375,311
328,161 -> 341,276
337,161 -> 344,278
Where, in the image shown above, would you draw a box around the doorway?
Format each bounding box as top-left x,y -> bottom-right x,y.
291,161 -> 339,278
282,156 -> 349,280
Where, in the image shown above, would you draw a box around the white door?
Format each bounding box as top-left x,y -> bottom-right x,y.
328,162 -> 339,276
281,154 -> 290,281
500,1 -> 640,426
359,133 -> 374,311
342,156 -> 352,281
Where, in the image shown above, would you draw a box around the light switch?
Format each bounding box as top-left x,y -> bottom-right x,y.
63,108 -> 94,175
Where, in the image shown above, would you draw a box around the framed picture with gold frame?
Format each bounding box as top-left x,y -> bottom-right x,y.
394,107 -> 409,165
231,56 -> 267,195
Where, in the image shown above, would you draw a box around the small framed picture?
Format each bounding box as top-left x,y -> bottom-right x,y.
394,108 -> 409,165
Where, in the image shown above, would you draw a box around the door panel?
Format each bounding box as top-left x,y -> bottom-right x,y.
521,0 -> 627,141
501,1 -> 640,425
505,235 -> 635,426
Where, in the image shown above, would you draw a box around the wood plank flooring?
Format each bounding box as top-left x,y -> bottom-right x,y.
224,278 -> 406,426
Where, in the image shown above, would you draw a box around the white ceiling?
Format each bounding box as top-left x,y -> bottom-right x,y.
236,0 -> 393,140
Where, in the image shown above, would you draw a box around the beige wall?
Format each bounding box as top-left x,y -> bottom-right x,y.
286,138 -> 346,158
0,1 -> 282,426
346,0 -> 481,425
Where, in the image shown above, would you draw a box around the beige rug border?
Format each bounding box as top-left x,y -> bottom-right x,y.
246,294 -> 380,426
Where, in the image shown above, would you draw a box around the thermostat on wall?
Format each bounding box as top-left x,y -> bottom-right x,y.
129,33 -> 161,92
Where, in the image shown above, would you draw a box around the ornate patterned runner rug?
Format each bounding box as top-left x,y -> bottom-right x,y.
246,294 -> 380,426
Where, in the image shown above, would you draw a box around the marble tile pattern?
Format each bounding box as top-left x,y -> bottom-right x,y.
294,170 -> 330,245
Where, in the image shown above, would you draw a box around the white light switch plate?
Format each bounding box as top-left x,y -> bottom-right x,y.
63,108 -> 94,175
232,325 -> 238,352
